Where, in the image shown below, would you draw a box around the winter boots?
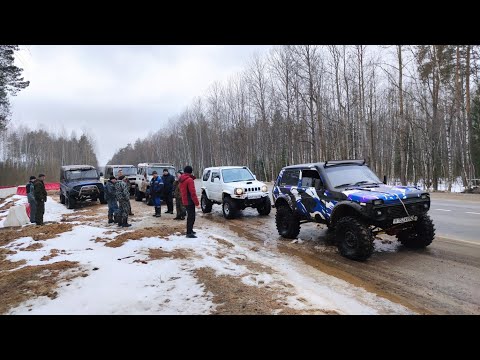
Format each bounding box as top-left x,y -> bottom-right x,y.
117,216 -> 132,227
153,207 -> 161,217
123,216 -> 132,228
108,214 -> 114,224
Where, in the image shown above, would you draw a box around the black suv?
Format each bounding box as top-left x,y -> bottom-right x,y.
273,160 -> 435,261
60,165 -> 106,209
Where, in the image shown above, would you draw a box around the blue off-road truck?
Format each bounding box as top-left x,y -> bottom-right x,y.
60,165 -> 106,209
272,160 -> 435,261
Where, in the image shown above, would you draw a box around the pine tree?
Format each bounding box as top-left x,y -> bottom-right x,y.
0,45 -> 30,131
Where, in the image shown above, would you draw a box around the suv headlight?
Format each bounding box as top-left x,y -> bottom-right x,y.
421,194 -> 429,199
373,199 -> 383,206
261,185 -> 268,192
235,188 -> 244,195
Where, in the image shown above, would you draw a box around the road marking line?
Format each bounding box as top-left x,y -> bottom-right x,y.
465,212 -> 480,215
437,237 -> 480,247
434,209 -> 451,211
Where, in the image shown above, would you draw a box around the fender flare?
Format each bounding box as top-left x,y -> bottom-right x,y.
330,201 -> 365,225
274,193 -> 296,210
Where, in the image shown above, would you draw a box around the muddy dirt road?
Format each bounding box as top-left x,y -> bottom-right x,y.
194,187 -> 480,315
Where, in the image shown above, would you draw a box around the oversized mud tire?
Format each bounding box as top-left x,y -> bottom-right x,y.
201,193 -> 213,213
396,214 -> 435,249
275,204 -> 300,239
257,196 -> 271,216
222,197 -> 237,219
60,193 -> 65,204
66,195 -> 76,210
335,216 -> 373,261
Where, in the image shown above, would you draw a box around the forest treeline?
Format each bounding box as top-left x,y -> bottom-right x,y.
0,127 -> 98,186
109,45 -> 480,190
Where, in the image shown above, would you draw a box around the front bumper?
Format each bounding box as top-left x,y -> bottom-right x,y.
369,198 -> 430,225
233,192 -> 269,201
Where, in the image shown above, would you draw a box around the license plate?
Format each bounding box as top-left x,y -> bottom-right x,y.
393,215 -> 417,224
248,194 -> 262,199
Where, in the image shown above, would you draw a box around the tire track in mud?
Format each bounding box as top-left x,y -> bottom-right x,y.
198,209 -> 480,314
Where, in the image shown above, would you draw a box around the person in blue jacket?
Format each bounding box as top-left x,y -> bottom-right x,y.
150,171 -> 164,217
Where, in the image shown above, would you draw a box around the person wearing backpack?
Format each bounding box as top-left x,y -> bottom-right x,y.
26,176 -> 37,223
150,171 -> 164,217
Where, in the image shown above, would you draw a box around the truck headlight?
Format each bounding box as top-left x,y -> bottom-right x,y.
421,194 -> 429,199
235,188 -> 244,195
261,185 -> 268,192
373,199 -> 383,206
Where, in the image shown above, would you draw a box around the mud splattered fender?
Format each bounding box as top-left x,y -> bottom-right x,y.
330,201 -> 366,225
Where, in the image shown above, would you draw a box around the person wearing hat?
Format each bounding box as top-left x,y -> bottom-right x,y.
179,166 -> 200,238
104,176 -> 119,224
33,174 -> 47,226
26,176 -> 37,223
150,170 -> 164,217
173,170 -> 186,220
161,168 -> 175,214
115,175 -> 132,227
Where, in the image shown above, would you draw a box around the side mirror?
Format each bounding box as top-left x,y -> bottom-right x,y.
214,177 -> 220,183
100,172 -> 104,177
383,175 -> 387,185
253,174 -> 257,180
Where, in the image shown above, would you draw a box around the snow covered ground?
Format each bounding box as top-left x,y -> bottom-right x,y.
0,195 -> 413,315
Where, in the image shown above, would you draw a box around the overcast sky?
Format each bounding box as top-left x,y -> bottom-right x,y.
11,45 -> 272,165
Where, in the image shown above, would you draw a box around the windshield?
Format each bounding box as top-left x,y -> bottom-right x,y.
325,165 -> 381,189
148,167 -> 174,176
222,168 -> 255,183
114,167 -> 137,176
65,169 -> 99,180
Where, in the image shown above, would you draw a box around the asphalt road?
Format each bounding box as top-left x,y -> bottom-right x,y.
429,193 -> 480,243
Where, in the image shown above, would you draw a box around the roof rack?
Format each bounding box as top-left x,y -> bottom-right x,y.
324,159 -> 366,167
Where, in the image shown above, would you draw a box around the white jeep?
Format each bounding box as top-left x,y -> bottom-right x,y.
200,166 -> 271,219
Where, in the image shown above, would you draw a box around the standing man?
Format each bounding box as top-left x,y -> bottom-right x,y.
179,166 -> 200,238
173,170 -> 186,220
122,176 -> 134,217
150,171 -> 164,217
26,176 -> 37,223
162,168 -> 175,214
33,173 -> 47,226
115,175 -> 132,227
104,176 -> 119,224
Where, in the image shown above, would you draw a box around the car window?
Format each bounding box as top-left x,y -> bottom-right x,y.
211,172 -> 220,182
221,168 -> 255,183
65,169 -> 98,180
280,169 -> 300,186
203,170 -> 211,181
301,169 -> 323,189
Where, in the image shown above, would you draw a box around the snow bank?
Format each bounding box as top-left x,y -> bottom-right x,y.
0,196 -> 72,228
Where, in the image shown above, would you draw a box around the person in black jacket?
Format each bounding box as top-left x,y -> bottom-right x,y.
33,174 -> 47,226
161,168 -> 175,214
26,176 -> 37,223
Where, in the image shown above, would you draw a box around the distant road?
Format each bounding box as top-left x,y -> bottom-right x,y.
429,193 -> 480,243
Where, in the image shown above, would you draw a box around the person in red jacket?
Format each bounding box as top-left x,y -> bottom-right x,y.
179,165 -> 200,238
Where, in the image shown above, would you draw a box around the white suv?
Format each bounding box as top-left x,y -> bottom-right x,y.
200,166 -> 271,219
